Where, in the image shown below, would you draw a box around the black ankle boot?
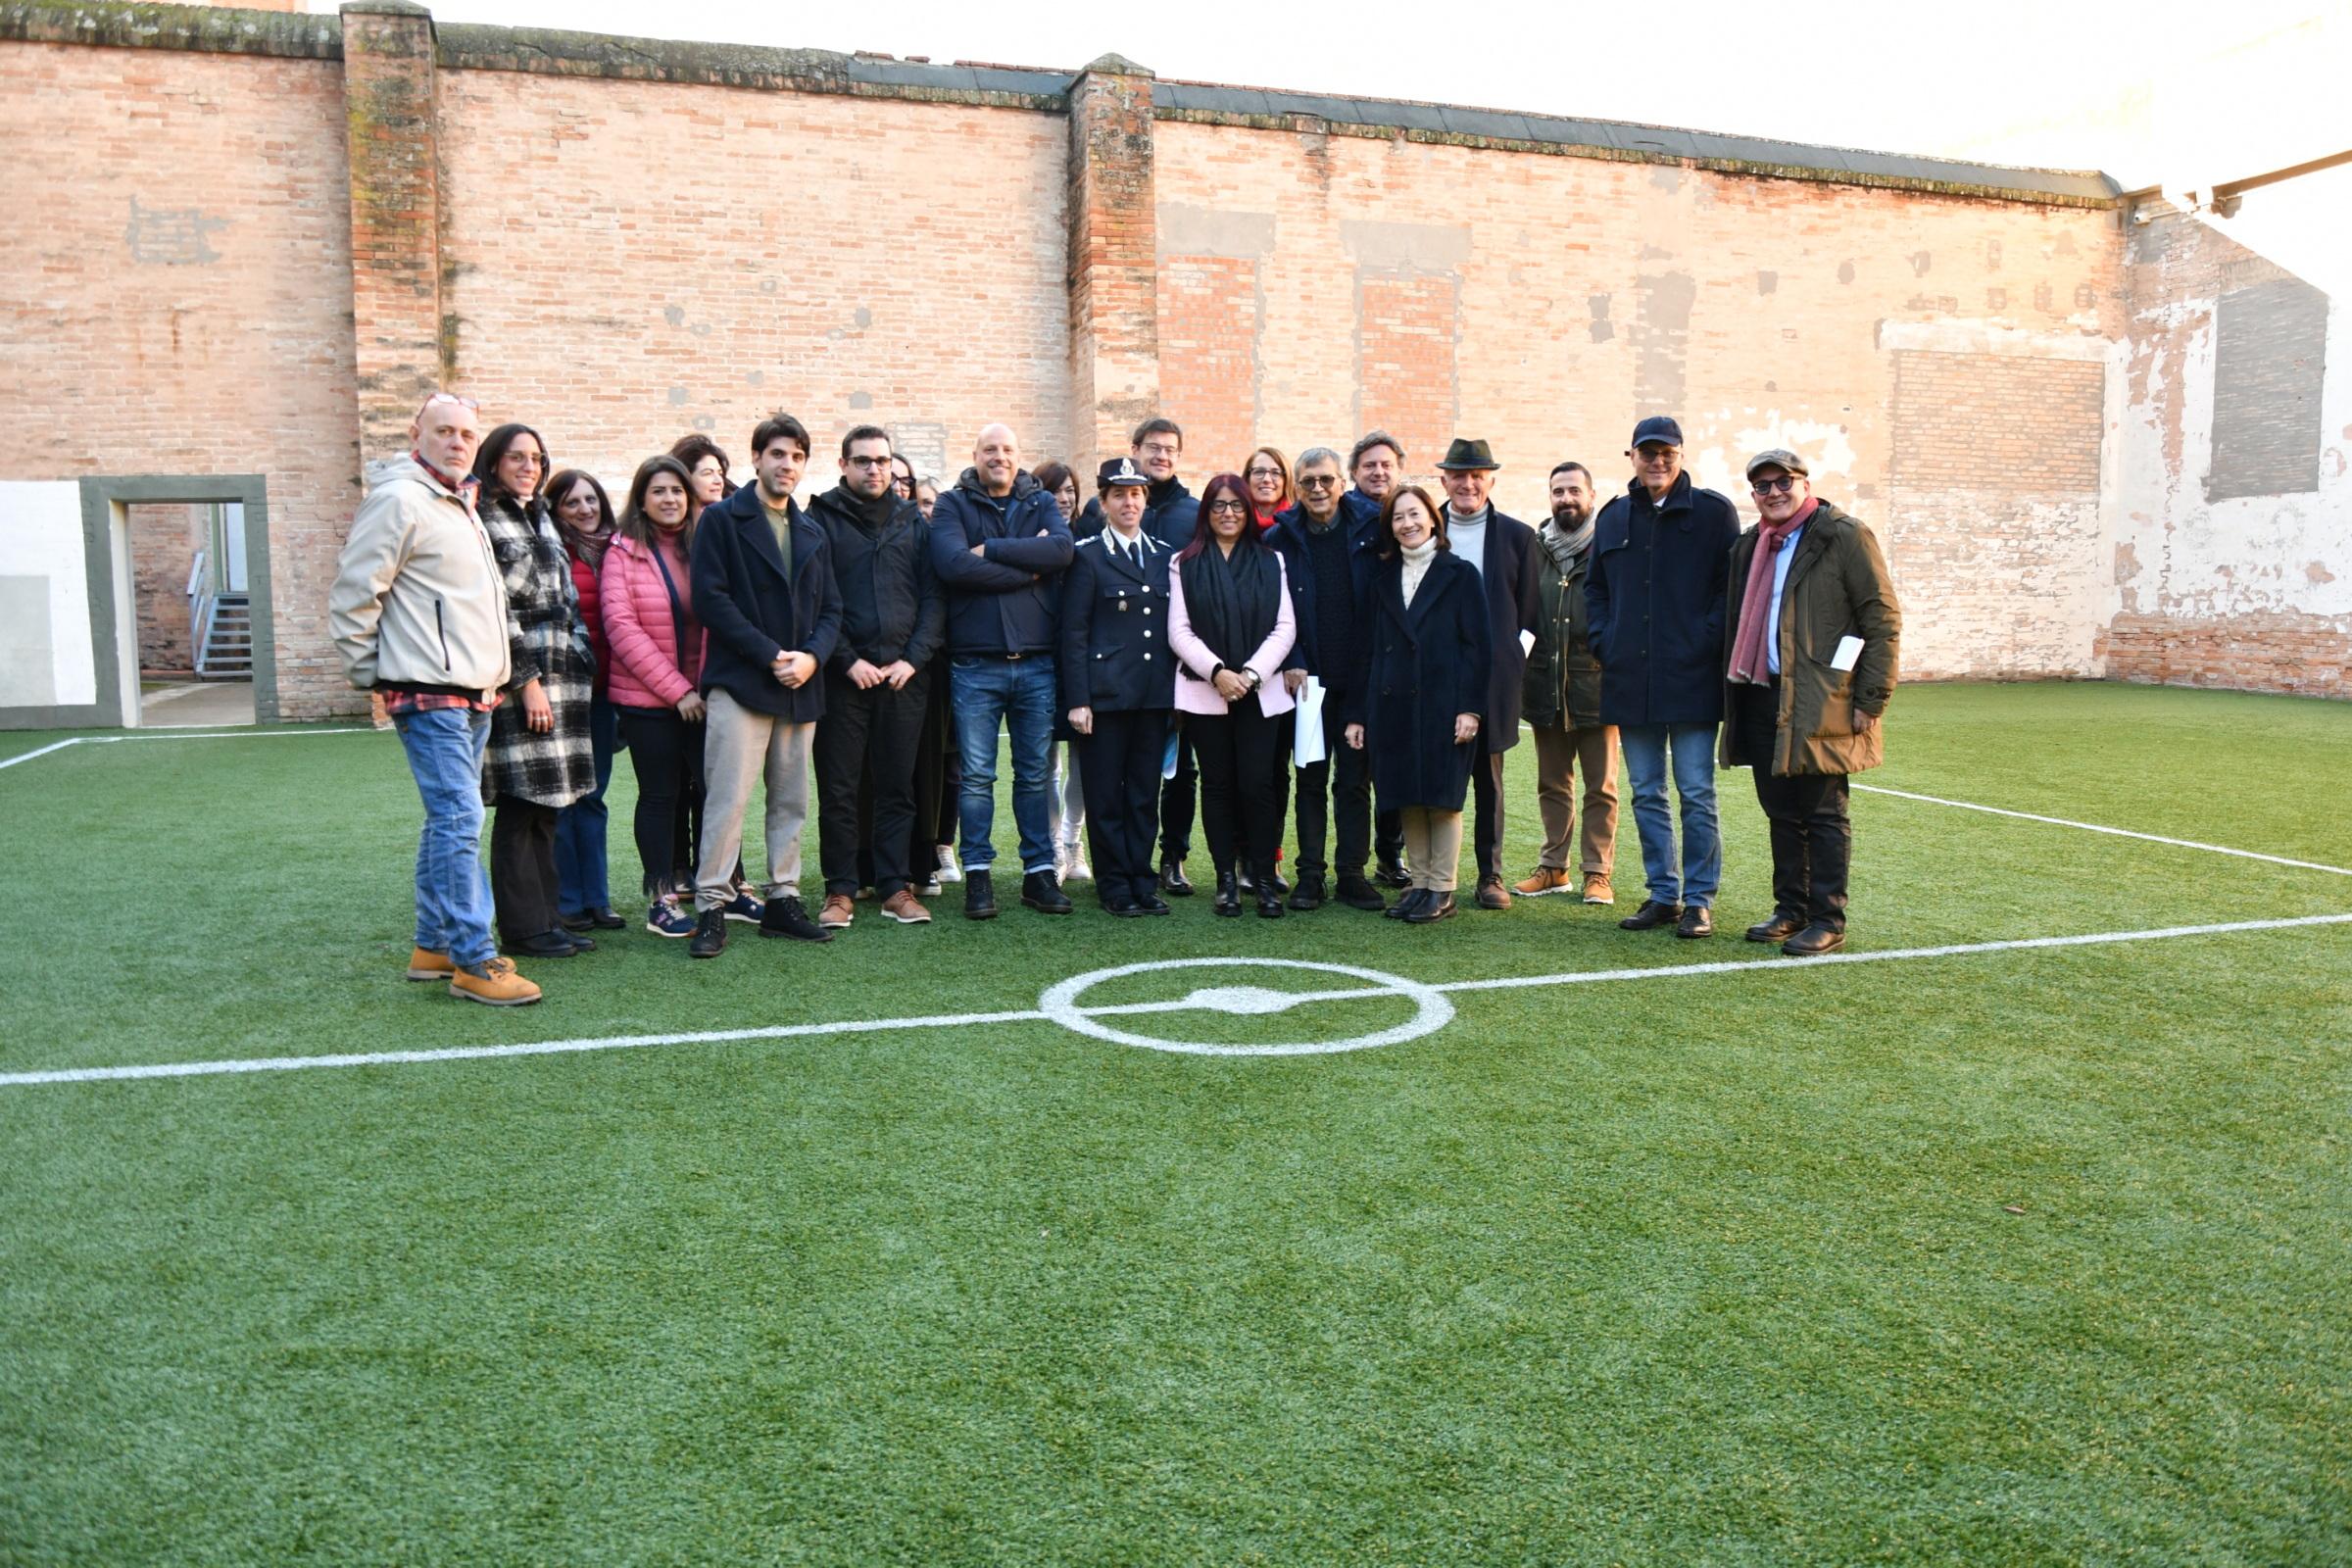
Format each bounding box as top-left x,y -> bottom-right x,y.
1255,865 -> 1285,918
1212,869 -> 1242,917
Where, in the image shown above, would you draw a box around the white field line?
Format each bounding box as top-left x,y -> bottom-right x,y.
1850,783 -> 2352,877
0,728 -> 376,772
8,911 -> 2348,1089
0,740 -> 81,772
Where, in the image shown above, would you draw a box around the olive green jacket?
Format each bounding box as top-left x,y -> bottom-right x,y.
1718,500 -> 1901,776
1521,529 -> 1604,731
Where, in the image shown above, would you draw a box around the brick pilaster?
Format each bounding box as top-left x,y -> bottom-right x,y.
1065,54 -> 1158,489
341,0 -> 444,458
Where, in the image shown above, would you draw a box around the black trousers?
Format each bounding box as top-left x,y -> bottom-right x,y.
909,662 -> 959,857
814,668 -> 930,897
1077,707 -> 1170,902
1159,728 -> 1197,862
1471,750 -> 1508,882
1291,694 -> 1372,879
1376,807 -> 1403,869
1189,706 -> 1286,879
490,793 -> 562,944
618,706 -> 708,901
1732,680 -> 1851,928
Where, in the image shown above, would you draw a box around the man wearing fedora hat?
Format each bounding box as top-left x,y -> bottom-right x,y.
1436,437 -> 1542,909
1585,416 -> 1740,938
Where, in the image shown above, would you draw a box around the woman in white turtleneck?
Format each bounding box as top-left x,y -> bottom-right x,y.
1344,485 -> 1490,923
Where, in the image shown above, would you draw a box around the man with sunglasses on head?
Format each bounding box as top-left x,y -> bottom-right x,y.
331,391 -> 540,1005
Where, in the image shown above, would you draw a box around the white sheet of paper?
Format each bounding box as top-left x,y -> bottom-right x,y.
1518,628 -> 1537,658
1831,635 -> 1865,672
1292,676 -> 1328,767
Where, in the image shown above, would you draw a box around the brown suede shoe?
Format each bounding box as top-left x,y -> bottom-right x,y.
405,946 -> 455,982
879,888 -> 932,924
1581,874 -> 1614,906
450,956 -> 541,1006
819,893 -> 856,930
1512,865 -> 1575,898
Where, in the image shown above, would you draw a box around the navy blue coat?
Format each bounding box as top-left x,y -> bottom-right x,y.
1076,476 -> 1195,553
928,468 -> 1074,658
1585,472 -> 1740,726
1459,508 -> 1542,754
1057,530 -> 1177,714
1351,550 -> 1491,813
1267,507 -> 1376,695
690,484 -> 842,722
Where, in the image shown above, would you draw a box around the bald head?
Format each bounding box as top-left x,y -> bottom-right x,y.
974,423 -> 1020,497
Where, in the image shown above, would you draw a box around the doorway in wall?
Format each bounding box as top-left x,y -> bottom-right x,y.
129,500 -> 259,726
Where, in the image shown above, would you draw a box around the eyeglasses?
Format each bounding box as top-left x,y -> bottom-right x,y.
846,455 -> 894,469
1206,499 -> 1249,516
1245,466 -> 1284,481
1139,442 -> 1180,459
505,450 -> 546,468
1751,475 -> 1798,495
1298,474 -> 1339,489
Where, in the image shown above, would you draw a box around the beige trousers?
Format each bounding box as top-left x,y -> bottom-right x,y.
1530,722 -> 1620,874
1399,807 -> 1464,893
698,688 -> 813,910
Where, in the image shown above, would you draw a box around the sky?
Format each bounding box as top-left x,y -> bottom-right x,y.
425,0 -> 2346,182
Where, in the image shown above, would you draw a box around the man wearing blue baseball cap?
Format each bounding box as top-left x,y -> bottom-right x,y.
1584,416 -> 1740,938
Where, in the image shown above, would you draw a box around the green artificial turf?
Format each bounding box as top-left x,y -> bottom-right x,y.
1,682 -> 2347,1564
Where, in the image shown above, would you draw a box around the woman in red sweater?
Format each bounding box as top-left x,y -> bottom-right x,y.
550,467 -> 622,933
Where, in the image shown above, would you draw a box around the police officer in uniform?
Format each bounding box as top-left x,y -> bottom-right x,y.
1059,458 -> 1177,916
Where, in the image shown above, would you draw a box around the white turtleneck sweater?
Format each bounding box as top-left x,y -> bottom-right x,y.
1399,535 -> 1438,606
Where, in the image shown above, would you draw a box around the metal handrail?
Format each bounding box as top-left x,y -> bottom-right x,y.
187,549 -> 216,675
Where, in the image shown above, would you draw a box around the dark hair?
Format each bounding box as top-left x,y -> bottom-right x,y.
752,412 -> 810,460
472,422 -> 550,504
1373,483 -> 1449,561
1349,430 -> 1404,473
841,423 -> 892,461
1032,461 -> 1078,516
1549,461 -> 1592,485
619,455 -> 699,556
1130,416 -> 1183,451
1175,473 -> 1263,563
545,468 -> 615,560
547,467 -> 612,519
668,434 -> 731,483
889,454 -> 916,497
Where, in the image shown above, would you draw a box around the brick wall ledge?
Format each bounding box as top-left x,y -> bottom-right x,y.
2,0 -> 340,60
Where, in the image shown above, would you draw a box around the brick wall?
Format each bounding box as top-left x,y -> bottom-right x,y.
130,504 -> 206,674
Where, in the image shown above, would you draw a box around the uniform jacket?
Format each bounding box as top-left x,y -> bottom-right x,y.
928,468 -> 1073,657
1168,549 -> 1298,718
1077,475 -> 1195,553
1456,507 -> 1541,753
1522,525 -> 1604,732
480,492 -> 596,808
1717,499 -> 1902,776
690,483 -> 843,723
329,453 -> 512,698
599,528 -> 703,711
1585,471 -> 1740,727
807,484 -> 944,674
1350,549 -> 1491,812
1057,529 -> 1176,714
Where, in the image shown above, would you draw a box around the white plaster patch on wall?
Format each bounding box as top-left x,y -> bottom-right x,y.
0,481 -> 94,706
1877,318 -> 2111,363
1686,417 -> 1860,501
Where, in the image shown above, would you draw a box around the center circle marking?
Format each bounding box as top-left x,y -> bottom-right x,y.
1037,956 -> 1453,1056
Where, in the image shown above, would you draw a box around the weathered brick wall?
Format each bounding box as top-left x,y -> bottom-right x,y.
130,504 -> 205,673
0,40 -> 359,716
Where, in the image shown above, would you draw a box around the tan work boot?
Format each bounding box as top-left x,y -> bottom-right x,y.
1512,865 -> 1575,898
879,888 -> 932,924
450,956 -> 541,1006
406,946 -> 455,981
819,892 -> 856,929
1582,874 -> 1614,906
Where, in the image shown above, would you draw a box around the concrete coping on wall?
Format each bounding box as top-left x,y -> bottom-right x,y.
2,0 -> 2121,205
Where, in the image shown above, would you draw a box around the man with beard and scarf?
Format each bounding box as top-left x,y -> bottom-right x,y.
928,421 -> 1076,919
1513,461 -> 1619,906
808,425 -> 945,930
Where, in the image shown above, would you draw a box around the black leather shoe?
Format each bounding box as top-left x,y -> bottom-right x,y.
1132,881 -> 1171,915
964,869 -> 998,920
760,894 -> 832,943
1406,891 -> 1456,924
1101,893 -> 1145,918
1782,921 -> 1844,956
1335,874 -> 1388,912
687,910 -> 726,958
1375,858 -> 1411,889
508,930 -> 579,959
1212,870 -> 1242,917
1746,910 -> 1805,944
586,905 -> 626,931
1388,887 -> 1430,921
1158,859 -> 1194,896
1288,873 -> 1326,911
559,911 -> 594,933
1619,899 -> 1685,931
1022,870 -> 1074,914
562,931 -> 597,953
1675,906 -> 1714,939
1256,878 -> 1285,918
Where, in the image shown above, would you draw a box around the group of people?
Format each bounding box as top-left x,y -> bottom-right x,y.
329,395 -> 1901,1007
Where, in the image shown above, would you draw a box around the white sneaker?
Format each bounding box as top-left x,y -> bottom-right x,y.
936,844 -> 962,884
1062,842 -> 1092,882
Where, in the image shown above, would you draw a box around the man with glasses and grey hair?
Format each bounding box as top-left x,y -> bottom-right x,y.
1269,445 -> 1386,910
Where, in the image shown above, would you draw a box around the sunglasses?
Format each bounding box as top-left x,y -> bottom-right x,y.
1750,475 -> 1799,495
1298,474 -> 1340,489
420,393 -> 480,412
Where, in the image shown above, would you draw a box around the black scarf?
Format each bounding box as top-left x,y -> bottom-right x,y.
1180,538 -> 1278,674
828,482 -> 898,534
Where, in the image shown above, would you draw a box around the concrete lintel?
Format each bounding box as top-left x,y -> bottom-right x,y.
1342,219 -> 1472,273
1158,204 -> 1274,261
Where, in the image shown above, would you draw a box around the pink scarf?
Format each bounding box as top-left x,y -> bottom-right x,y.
1728,497 -> 1819,685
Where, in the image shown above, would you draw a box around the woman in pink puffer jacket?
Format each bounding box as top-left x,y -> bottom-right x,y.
601,455 -> 710,935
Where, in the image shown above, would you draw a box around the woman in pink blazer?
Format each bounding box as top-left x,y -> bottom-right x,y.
1168,472 -> 1298,918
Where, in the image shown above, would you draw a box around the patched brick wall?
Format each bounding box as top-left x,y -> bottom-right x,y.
1354,271 -> 1459,481
130,504 -> 206,674
1156,255 -> 1257,477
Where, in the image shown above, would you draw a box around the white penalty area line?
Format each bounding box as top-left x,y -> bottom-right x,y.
7,910 -> 2348,1089
1852,783 -> 2352,878
0,728 -> 375,771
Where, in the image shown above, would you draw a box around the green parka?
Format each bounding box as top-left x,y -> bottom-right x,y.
1521,529 -> 1604,731
1718,500 -> 1901,776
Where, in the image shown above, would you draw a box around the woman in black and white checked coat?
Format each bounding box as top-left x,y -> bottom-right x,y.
473,423 -> 598,958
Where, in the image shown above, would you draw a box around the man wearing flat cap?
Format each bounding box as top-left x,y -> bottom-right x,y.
1436,437 -> 1542,908
1585,416 -> 1740,938
1720,449 -> 1900,955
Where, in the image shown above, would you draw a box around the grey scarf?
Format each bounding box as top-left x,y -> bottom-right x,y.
1541,514 -> 1594,571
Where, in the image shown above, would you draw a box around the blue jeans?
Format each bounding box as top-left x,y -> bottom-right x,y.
1618,722 -> 1721,907
394,706 -> 497,967
951,654 -> 1056,874
555,694 -> 617,914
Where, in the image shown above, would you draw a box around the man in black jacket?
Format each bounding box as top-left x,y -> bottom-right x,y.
1436,438 -> 1543,909
927,422 -> 1076,918
1074,416 -> 1195,551
809,424 -> 944,930
1344,429 -> 1410,886
687,412 -> 843,955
